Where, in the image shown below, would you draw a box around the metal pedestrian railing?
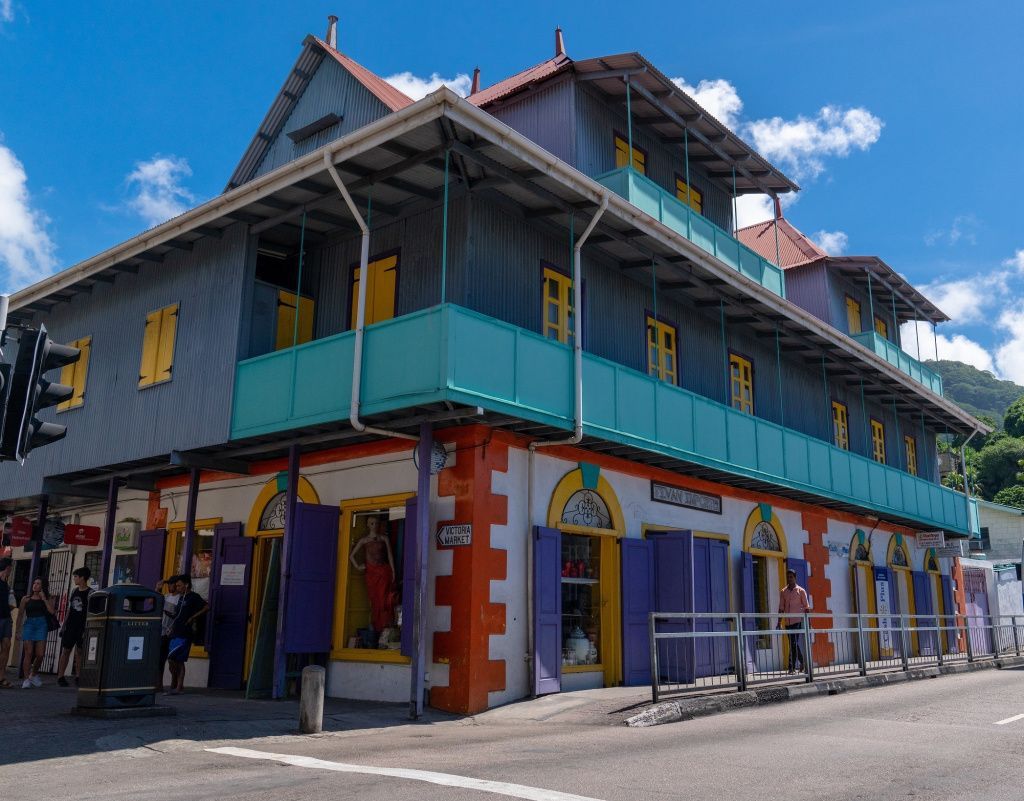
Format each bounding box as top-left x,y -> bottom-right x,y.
649,612 -> 1024,703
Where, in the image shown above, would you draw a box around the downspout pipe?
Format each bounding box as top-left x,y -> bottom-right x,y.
324,152 -> 417,442
526,195 -> 607,692
531,195 -> 609,453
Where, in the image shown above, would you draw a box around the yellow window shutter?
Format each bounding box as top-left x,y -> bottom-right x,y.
154,303 -> 179,383
276,291 -> 296,350
138,310 -> 162,387
71,336 -> 91,408
350,267 -> 364,328
372,256 -> 397,324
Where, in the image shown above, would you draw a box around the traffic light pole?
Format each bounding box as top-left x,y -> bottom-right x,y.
21,494 -> 48,679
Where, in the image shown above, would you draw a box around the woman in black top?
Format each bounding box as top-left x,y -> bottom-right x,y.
17,577 -> 55,688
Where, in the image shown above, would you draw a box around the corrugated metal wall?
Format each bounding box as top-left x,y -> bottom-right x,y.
829,271 -> 898,342
253,57 -> 392,179
574,84 -> 734,232
488,75 -> 576,165
0,225 -> 250,499
784,263 -> 832,324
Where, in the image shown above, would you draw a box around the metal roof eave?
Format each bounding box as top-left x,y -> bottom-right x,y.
826,256 -> 949,324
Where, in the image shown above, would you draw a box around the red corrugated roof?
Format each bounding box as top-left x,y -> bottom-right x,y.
312,36 -> 414,112
736,217 -> 827,269
469,54 -> 573,107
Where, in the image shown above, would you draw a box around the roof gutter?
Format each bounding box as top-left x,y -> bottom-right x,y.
324,151 -> 417,443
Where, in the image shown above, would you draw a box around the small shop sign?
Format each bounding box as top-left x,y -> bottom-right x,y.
9,516 -> 33,548
436,524 -> 472,547
650,481 -> 722,514
64,524 -> 101,547
936,542 -> 964,559
916,531 -> 945,549
114,520 -> 141,550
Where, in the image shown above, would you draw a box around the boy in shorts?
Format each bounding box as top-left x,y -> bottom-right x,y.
56,567 -> 91,687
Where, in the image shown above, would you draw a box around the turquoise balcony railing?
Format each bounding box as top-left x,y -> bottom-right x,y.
230,304 -> 977,536
594,166 -> 786,298
851,331 -> 944,396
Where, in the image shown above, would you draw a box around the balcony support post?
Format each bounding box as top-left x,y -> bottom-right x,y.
650,257 -> 658,377
933,322 -> 940,362
914,313 -> 922,360
892,397 -> 903,470
291,211 -> 306,348
821,355 -> 831,443
684,128 -> 692,211
891,292 -> 900,348
625,79 -> 633,169
441,149 -> 449,304
775,324 -> 785,428
772,194 -> 781,267
731,166 -> 737,235
860,378 -> 869,451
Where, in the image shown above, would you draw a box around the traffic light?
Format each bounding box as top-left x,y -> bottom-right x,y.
0,325 -> 79,461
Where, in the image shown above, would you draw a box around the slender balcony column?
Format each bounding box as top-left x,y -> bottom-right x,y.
273,444 -> 300,700
99,479 -> 119,589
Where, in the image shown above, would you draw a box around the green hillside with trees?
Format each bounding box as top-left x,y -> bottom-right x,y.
932,361 -> 1024,509
929,360 -> 1024,424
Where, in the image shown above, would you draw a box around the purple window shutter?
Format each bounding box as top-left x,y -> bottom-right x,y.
620,537 -> 653,686
136,529 -> 167,590
533,526 -> 562,696
650,531 -> 694,684
911,570 -> 934,656
400,497 -> 417,657
284,503 -> 340,654
208,523 -> 252,689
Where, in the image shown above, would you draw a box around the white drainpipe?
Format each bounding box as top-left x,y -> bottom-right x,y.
526,196 -> 608,692
324,152 -> 418,443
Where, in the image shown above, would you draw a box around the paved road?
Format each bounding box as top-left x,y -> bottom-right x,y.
6,667 -> 1024,801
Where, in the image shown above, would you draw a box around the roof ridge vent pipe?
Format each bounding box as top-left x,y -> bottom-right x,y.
470,67 -> 481,96
325,15 -> 338,49
531,194 -> 608,454
555,26 -> 565,57
323,152 -> 417,442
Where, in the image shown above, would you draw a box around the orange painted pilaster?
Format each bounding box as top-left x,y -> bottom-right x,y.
430,426 -> 509,714
952,558 -> 967,652
801,512 -> 835,665
146,490 -> 168,530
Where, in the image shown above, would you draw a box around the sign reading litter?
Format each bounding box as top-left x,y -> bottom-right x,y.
436,524 -> 472,547
916,531 -> 945,549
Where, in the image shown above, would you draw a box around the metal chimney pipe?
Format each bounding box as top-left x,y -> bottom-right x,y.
470,67 -> 481,95
326,15 -> 338,49
555,27 -> 565,57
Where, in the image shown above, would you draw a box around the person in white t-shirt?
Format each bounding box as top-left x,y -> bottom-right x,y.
156,576 -> 180,692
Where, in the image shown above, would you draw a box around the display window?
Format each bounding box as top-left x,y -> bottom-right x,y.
560,533 -> 602,667
334,494 -> 414,663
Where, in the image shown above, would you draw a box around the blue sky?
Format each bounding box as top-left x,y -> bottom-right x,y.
2,1 -> 1023,378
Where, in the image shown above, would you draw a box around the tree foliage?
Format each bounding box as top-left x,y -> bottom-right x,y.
993,485 -> 1024,511
930,360 -> 1024,424
1005,396 -> 1024,438
975,437 -> 1024,499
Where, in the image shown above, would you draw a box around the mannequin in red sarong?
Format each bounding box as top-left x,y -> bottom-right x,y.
348,515 -> 396,634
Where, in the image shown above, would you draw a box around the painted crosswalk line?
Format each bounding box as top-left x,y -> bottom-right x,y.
208,746 -> 606,801
994,713 -> 1024,725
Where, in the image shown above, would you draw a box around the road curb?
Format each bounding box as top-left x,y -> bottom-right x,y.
625,655 -> 1024,727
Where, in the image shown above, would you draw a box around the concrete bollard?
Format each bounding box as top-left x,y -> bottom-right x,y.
299,665 -> 326,734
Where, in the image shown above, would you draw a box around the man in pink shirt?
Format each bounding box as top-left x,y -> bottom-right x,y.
778,569 -> 811,674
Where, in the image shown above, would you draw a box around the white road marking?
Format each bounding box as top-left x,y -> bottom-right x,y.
994,713 -> 1024,726
207,746 -> 605,801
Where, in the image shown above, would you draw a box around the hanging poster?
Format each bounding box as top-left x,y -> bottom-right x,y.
875,575 -> 893,655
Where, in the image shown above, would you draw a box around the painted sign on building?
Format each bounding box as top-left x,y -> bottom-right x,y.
650,482 -> 722,514
916,531 -> 945,549
437,524 -> 472,547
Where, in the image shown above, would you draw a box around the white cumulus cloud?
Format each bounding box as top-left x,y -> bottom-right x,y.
994,310 -> 1024,384
811,230 -> 848,255
744,106 -> 883,182
901,322 -> 995,373
924,214 -> 979,247
126,155 -> 195,228
918,274 -> 1006,325
671,77 -> 743,129
383,71 -> 472,100
1003,249 -> 1024,273
0,140 -> 57,292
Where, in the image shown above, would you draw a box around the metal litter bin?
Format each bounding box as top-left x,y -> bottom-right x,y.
77,585 -> 163,709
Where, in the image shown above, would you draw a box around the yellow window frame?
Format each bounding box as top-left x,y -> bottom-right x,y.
832,401 -> 850,450
332,492 -> 415,664
871,419 -> 886,464
646,316 -> 678,385
845,296 -> 862,334
729,353 -> 754,415
138,303 -> 179,388
163,516 -> 223,659
613,134 -> 646,174
874,317 -> 889,339
542,265 -> 573,344
904,435 -> 918,476
674,176 -> 703,214
350,253 -> 399,328
58,335 -> 91,411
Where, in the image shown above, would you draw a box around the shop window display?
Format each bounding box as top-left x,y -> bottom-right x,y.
343,508 -> 406,652
168,526 -> 216,645
560,533 -> 601,667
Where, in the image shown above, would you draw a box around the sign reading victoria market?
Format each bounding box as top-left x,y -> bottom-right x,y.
650,481 -> 722,514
